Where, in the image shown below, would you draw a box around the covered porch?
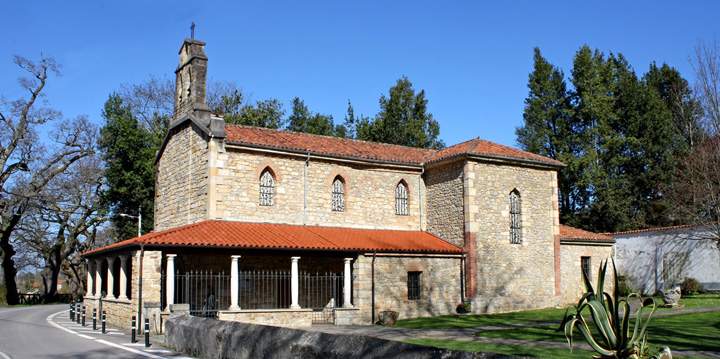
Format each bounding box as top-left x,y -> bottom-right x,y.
162,250 -> 356,325
82,220 -> 464,329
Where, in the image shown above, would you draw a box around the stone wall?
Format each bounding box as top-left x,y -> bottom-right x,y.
165,314 -> 507,359
465,161 -> 558,312
212,148 -> 425,230
352,254 -> 463,324
425,162 -> 465,247
218,308 -> 313,327
559,243 -> 614,304
155,123 -> 209,230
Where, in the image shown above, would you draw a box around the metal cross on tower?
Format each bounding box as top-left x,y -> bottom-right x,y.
190,22 -> 195,39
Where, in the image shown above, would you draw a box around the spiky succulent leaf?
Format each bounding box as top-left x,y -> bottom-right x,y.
586,299 -> 617,348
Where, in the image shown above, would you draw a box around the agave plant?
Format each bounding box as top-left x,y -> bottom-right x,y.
560,258 -> 671,359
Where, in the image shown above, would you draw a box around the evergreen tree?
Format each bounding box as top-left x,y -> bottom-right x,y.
644,63 -> 705,150
517,48 -> 577,222
357,77 -> 444,149
519,46 -> 698,232
99,95 -> 156,240
286,97 -> 336,136
212,89 -> 285,129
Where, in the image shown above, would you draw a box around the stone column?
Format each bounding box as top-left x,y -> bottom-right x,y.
106,257 -> 116,299
229,255 -> 241,310
343,258 -> 353,308
119,255 -> 128,300
94,258 -> 103,297
290,257 -> 301,309
86,260 -> 93,297
165,254 -> 177,310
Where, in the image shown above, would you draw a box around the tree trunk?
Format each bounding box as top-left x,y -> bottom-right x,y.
0,233 -> 19,305
1,212 -> 24,305
45,248 -> 62,301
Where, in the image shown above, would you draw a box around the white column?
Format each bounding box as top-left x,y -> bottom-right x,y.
106,257 -> 116,299
119,255 -> 128,300
94,259 -> 103,297
343,258 -> 353,308
166,254 -> 177,310
229,255 -> 241,310
290,256 -> 301,309
86,260 -> 93,297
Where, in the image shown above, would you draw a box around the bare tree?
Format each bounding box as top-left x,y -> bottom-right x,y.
666,42 -> 720,258
693,41 -> 720,134
0,55 -> 95,305
18,156 -> 105,300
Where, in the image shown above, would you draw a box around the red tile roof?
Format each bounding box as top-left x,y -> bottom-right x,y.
83,220 -> 463,256
560,225 -> 614,243
224,125 -> 564,168
427,138 -> 565,167
225,125 -> 434,165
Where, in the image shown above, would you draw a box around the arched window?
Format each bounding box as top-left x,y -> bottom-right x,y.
395,181 -> 409,216
331,176 -> 345,212
509,189 -> 522,244
259,168 -> 275,206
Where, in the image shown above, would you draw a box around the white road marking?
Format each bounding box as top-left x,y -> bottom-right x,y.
145,349 -> 172,353
46,310 -> 169,359
0,351 -> 12,359
95,339 -> 165,359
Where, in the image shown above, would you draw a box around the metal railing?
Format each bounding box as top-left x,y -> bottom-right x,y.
165,270 -> 345,323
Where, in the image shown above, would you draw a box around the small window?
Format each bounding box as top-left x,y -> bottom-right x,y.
407,271 -> 422,300
395,181 -> 409,216
259,169 -> 275,206
509,189 -> 522,244
331,176 -> 345,212
581,256 -> 591,280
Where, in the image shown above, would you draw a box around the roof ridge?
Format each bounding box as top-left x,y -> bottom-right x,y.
225,124 -> 437,153
608,223 -> 703,236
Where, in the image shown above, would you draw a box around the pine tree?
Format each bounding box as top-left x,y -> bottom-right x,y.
357,77 -> 444,149
286,97 -> 336,136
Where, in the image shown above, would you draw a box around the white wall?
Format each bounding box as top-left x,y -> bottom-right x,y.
614,227 -> 720,294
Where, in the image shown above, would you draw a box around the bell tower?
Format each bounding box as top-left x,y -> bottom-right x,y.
174,36 -> 211,120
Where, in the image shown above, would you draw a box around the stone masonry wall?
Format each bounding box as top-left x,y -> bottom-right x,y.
155,124 -> 209,231
560,243 -> 614,305
425,162 -> 465,247
352,254 -> 462,324
212,148 -> 425,230
466,161 -> 558,312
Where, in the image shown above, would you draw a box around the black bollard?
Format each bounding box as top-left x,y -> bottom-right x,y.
69,303 -> 74,321
144,318 -> 150,347
101,311 -> 106,334
76,303 -> 81,324
92,308 -> 97,330
131,316 -> 136,343
81,306 -> 86,327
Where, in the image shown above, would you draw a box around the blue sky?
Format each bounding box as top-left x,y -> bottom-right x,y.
2,1 -> 718,147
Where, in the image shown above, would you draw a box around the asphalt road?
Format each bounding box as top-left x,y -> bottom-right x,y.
0,304 -> 186,359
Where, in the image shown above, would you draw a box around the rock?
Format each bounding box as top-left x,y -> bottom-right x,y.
657,346 -> 672,359
661,286 -> 682,307
378,310 -> 399,326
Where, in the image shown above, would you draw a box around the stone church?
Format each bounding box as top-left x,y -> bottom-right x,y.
82,37 -> 613,331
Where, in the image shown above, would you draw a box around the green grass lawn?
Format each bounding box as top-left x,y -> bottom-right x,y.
406,338 -> 596,359
399,294 -> 720,358
396,306 -> 568,329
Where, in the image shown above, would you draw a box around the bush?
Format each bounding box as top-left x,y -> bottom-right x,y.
681,277 -> 703,295
617,275 -> 634,297
456,302 -> 471,314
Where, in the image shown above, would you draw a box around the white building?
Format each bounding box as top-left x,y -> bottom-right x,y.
613,225 -> 720,294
